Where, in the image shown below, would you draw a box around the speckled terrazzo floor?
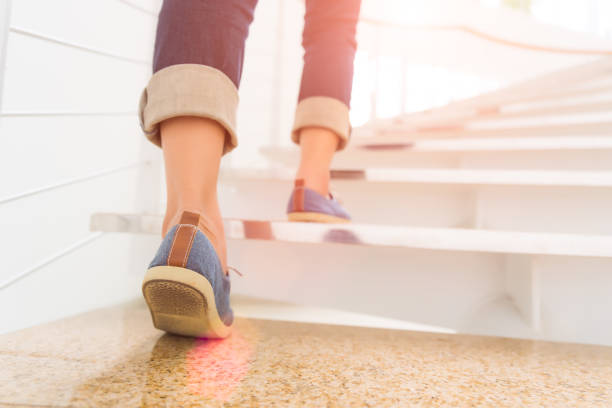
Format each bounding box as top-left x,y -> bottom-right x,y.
1,301 -> 611,407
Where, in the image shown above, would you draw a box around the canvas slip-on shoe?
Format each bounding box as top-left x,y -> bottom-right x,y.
142,211 -> 233,338
286,179 -> 351,223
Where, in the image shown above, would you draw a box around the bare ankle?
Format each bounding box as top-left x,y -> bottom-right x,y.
162,200 -> 218,234
162,203 -> 227,269
295,127 -> 338,197
294,169 -> 330,197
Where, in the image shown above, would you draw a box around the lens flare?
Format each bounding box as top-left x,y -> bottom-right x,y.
186,327 -> 255,401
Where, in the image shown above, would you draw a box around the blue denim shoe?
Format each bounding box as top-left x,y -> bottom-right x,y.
286,179 -> 351,223
142,211 -> 233,338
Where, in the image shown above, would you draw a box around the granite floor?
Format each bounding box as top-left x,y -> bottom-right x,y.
1,300 -> 611,407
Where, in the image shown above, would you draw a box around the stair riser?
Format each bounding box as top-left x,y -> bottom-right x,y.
227,239 -> 612,346
459,150 -> 612,171
357,122 -> 612,139
390,97 -> 612,127
219,180 -> 612,235
229,240 -> 505,334
469,112 -> 612,129
500,97 -> 612,115
390,110 -> 612,130
264,148 -> 612,170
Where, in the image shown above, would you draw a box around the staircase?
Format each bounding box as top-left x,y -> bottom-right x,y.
5,0 -> 612,404
91,56 -> 612,347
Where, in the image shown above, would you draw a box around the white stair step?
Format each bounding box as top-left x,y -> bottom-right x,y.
222,167 -> 612,187
357,136 -> 612,152
497,98 -> 612,115
262,137 -> 612,171
90,213 -> 612,345
382,93 -> 612,128
90,213 -> 612,258
389,100 -> 612,129
218,167 -> 612,234
466,111 -> 612,129
361,58 -> 612,133
356,121 -> 612,139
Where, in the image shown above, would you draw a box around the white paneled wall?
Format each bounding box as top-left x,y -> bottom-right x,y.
3,31 -> 149,112
0,0 -> 306,333
0,0 -> 163,334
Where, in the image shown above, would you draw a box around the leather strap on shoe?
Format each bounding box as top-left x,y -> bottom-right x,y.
167,211 -> 200,268
179,211 -> 200,226
293,179 -> 305,212
167,210 -> 227,274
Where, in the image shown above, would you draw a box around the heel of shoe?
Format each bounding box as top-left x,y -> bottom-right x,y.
142,266 -> 231,338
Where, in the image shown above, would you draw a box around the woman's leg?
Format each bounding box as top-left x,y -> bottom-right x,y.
138,0 -> 258,269
295,127 -> 340,197
160,116 -> 226,266
293,0 -> 362,197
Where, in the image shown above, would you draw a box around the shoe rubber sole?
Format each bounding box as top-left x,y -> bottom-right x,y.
287,212 -> 350,223
142,266 -> 231,338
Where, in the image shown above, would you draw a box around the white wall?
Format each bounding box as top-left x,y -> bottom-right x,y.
0,0 -> 164,333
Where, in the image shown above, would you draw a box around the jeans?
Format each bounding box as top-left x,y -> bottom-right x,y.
138,0 -> 361,154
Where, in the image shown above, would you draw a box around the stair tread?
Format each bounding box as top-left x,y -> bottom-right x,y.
355,121 -> 612,139
365,103 -> 612,131
1,300 -> 610,407
263,136 -> 612,154
382,112 -> 612,132
91,213 -> 612,257
222,166 -> 612,187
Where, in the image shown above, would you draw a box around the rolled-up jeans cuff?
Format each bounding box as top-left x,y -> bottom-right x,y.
138,64 -> 239,155
291,96 -> 351,151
